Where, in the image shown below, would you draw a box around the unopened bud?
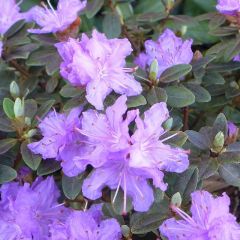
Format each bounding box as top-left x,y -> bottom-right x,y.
212,131 -> 225,153
230,81 -> 239,89
181,25 -> 188,36
25,117 -> 31,126
225,121 -> 239,144
14,98 -> 24,118
171,192 -> 182,207
149,59 -> 159,83
193,50 -> 203,61
26,129 -> 37,138
10,81 -> 20,98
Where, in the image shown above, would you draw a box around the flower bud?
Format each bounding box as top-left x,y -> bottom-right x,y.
171,192 -> 182,208
26,129 -> 37,138
14,98 -> 24,118
149,59 -> 159,83
225,121 -> 239,144
212,131 -> 225,153
10,81 -> 20,98
25,117 -> 31,126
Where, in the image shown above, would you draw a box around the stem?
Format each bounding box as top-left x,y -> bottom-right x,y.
9,60 -> 30,79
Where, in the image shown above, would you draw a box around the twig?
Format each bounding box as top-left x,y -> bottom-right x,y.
9,60 -> 30,79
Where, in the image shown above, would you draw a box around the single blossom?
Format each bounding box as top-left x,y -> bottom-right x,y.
55,30 -> 142,110
216,0 -> 240,16
49,204 -> 121,240
0,0 -> 26,56
160,190 -> 240,240
26,0 -> 86,34
135,28 -> 193,78
228,121 -> 238,138
79,95 -> 189,212
0,177 -> 69,240
28,107 -> 98,177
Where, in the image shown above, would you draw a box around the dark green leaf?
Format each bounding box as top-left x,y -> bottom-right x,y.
62,174 -> 84,200
219,163 -> 240,187
159,64 -> 192,83
0,138 -> 17,155
37,159 -> 61,176
212,113 -> 228,137
20,141 -> 41,170
32,100 -> 55,126
186,130 -> 210,150
0,117 -> 15,132
185,83 -> 211,103
60,84 -> 85,98
146,87 -> 168,105
0,164 -> 17,184
3,98 -> 15,119
127,95 -> 147,108
86,0 -> 104,18
103,12 -> 122,39
165,85 -> 195,108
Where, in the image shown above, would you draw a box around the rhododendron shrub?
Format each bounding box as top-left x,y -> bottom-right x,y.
1,0 -> 240,239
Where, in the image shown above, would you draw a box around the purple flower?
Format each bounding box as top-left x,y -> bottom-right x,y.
135,29 -> 193,78
55,30 -> 142,110
79,95 -> 189,212
228,121 -> 238,138
159,190 -> 240,240
0,0 -> 26,56
28,107 -> 97,177
26,0 -> 86,34
216,0 -> 240,16
49,204 -> 121,240
234,54 -> 240,61
0,177 -> 69,240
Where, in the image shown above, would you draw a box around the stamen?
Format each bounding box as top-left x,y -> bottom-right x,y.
47,0 -> 58,16
112,172 -> 123,203
171,205 -> 196,226
123,173 -> 127,215
83,199 -> 88,211
17,0 -> 23,6
123,66 -> 138,73
161,132 -> 179,143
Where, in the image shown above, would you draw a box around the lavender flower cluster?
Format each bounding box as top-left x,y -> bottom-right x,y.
0,0 -> 240,239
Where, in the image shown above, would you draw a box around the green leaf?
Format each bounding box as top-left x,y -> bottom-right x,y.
186,130 -> 210,150
218,152 -> 240,164
103,12 -> 122,39
0,117 -> 15,132
207,62 -> 240,72
202,72 -> 225,86
224,35 -> 240,61
165,85 -> 195,108
134,0 -> 165,14
146,87 -> 168,105
0,164 -> 17,184
25,99 -> 38,119
37,159 -> 61,176
5,20 -> 25,38
219,163 -> 240,187
62,174 -> 84,200
102,203 -> 124,224
0,138 -> 17,155
185,84 -> 211,103
136,12 -> 168,23
3,98 -> 15,119
32,100 -> 55,126
60,84 -> 85,98
127,95 -> 147,108
111,189 -> 133,215
212,113 -> 228,137
20,141 -> 41,170
86,0 -> 104,18
160,64 -> 192,83
161,131 -> 188,147
166,166 -> 199,203
130,199 -> 168,234
199,158 -> 219,179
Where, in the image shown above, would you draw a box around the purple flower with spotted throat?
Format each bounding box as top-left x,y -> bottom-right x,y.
49,204 -> 121,240
77,95 -> 189,212
135,28 -> 193,78
28,107 -> 101,177
0,177 -> 69,240
55,30 -> 142,110
26,0 -> 86,34
160,190 -> 240,240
